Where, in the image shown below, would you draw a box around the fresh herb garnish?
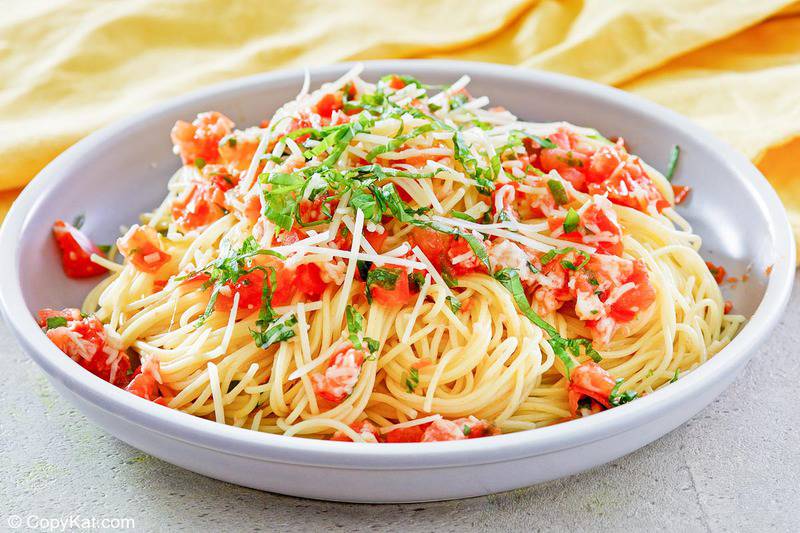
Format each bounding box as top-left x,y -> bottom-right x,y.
365,267 -> 401,303
547,179 -> 569,205
670,369 -> 680,383
609,378 -> 637,406
72,214 -> 85,230
446,295 -> 462,313
563,208 -> 580,233
494,268 -> 601,377
194,157 -> 207,170
405,367 -> 420,392
45,316 -> 68,330
665,145 -> 680,181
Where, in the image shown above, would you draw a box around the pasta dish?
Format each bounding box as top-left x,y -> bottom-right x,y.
37,66 -> 743,443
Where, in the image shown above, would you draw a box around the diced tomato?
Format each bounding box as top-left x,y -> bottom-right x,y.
243,194 -> 262,224
313,92 -> 343,120
672,184 -> 691,204
125,368 -> 160,400
387,75 -> 407,90
294,263 -> 328,300
117,225 -> 171,273
170,111 -> 234,166
537,129 -> 667,213
453,416 -> 499,438
171,179 -> 230,231
410,227 -> 452,271
51,220 -> 108,278
706,261 -> 726,284
37,308 -> 130,386
607,260 -> 656,323
312,345 -> 365,403
218,134 -> 259,171
384,425 -> 425,443
330,420 -> 381,442
447,236 -> 487,276
369,266 -> 412,306
420,419 -> 467,442
724,300 -> 733,314
567,361 -> 616,417
214,271 -> 266,312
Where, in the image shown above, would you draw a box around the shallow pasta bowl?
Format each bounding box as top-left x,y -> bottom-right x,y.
0,60 -> 794,503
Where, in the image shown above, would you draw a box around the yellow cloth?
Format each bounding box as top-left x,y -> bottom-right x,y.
2,0 -> 800,255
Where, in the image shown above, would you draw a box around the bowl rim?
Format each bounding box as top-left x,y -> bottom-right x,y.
0,59 -> 794,469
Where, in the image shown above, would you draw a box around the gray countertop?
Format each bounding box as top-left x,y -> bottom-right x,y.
2,275 -> 799,532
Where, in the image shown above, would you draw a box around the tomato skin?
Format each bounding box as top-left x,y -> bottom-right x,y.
387,75 -> 407,90
52,220 -> 108,278
369,266 -> 412,307
117,225 -> 171,273
567,361 -> 616,417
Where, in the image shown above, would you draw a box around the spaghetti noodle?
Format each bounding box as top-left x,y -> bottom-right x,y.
37,66 -> 743,443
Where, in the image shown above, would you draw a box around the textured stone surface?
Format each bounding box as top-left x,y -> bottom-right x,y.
2,277 -> 798,532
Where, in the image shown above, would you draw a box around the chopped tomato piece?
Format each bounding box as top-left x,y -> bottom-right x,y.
37,308 -> 130,386
420,419 -> 467,442
672,184 -> 690,204
384,425 -> 425,443
387,75 -> 407,90
218,133 -> 259,171
214,271 -> 266,313
410,227 -> 451,271
51,220 -> 108,278
706,261 -> 726,284
117,225 -> 171,273
453,416 -> 499,438
171,178 -> 230,231
724,300 -> 733,313
448,236 -> 487,276
170,111 -> 234,166
330,420 -> 381,442
126,368 -> 160,400
294,263 -> 328,300
312,345 -> 365,403
313,92 -> 343,120
368,266 -> 412,307
567,361 -> 616,417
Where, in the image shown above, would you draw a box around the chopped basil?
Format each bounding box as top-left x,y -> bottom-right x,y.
364,337 -> 380,354
356,260 -> 372,282
251,316 -> 297,349
345,305 -> 366,349
72,214 -> 85,230
563,208 -> 580,233
609,378 -> 637,406
405,367 -> 420,393
665,145 -> 680,182
365,267 -> 401,303
670,369 -> 680,383
365,124 -> 434,162
450,210 -> 477,223
45,316 -> 68,330
494,268 -> 601,377
463,425 -> 471,436
446,295 -> 462,313
547,179 -> 569,205
408,271 -> 426,291
194,157 -> 207,170
540,247 -> 589,269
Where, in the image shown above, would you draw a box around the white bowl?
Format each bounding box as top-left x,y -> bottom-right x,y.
0,60 -> 794,503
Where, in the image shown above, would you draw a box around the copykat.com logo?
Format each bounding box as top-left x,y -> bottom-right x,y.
6,514 -> 135,531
